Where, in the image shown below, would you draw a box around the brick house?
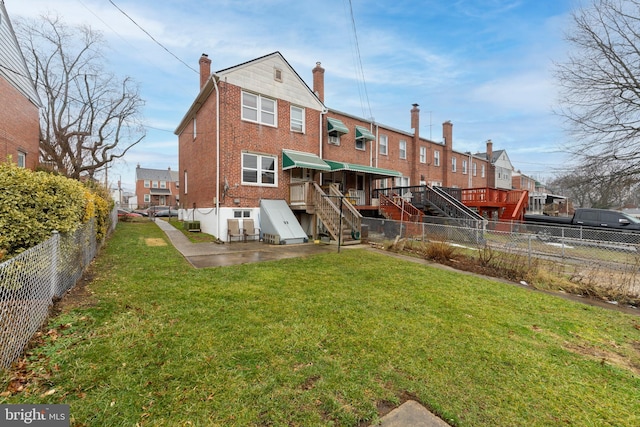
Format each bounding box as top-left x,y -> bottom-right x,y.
0,1 -> 41,170
134,165 -> 179,208
176,52 -> 514,241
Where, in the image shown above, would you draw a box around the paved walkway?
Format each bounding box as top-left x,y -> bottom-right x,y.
153,219 -> 452,426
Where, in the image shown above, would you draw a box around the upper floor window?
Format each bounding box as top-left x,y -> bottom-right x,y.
462,160 -> 468,175
434,150 -> 440,166
399,140 -> 407,159
152,181 -> 158,188
242,152 -> 277,186
160,181 -> 167,189
419,146 -> 426,163
17,151 -> 26,168
452,157 -> 457,172
144,180 -> 150,188
290,106 -> 305,133
481,164 -> 486,178
242,91 -> 276,126
473,162 -> 477,176
193,117 -> 197,140
379,135 -> 388,155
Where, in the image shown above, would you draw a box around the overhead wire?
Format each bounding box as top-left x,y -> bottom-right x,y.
344,0 -> 373,122
107,0 -> 198,74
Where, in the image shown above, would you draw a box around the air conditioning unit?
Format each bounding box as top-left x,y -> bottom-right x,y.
328,135 -> 340,145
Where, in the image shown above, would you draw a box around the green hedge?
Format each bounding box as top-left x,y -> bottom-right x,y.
0,162 -> 112,261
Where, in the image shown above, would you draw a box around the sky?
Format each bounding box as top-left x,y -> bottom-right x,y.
6,0 -> 579,192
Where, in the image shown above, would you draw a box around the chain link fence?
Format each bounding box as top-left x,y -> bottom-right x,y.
363,216 -> 640,301
0,211 -> 116,369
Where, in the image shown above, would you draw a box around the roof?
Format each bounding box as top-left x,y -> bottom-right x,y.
0,1 -> 41,107
135,167 -> 179,182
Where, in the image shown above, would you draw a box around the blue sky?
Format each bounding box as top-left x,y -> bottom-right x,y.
8,0 -> 577,192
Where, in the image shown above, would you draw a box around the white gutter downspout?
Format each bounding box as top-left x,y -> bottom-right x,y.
319,108 -> 327,184
213,75 -> 220,236
374,124 -> 378,168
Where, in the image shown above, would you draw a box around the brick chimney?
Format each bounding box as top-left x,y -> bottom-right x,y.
486,139 -> 493,162
442,121 -> 453,148
199,53 -> 211,90
411,104 -> 420,139
312,62 -> 325,103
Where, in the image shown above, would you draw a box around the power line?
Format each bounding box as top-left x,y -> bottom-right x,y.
107,0 -> 198,74
345,0 -> 373,122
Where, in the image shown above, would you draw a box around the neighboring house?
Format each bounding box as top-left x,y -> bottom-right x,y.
134,165 -> 179,208
475,140 -> 513,190
0,0 -> 41,170
176,51 -> 511,241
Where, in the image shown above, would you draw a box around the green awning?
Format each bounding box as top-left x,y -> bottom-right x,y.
324,160 -> 402,178
327,117 -> 349,134
282,149 -> 331,171
355,126 -> 375,141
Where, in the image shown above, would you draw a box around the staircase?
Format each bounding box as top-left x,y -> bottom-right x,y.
410,186 -> 485,228
312,183 -> 362,245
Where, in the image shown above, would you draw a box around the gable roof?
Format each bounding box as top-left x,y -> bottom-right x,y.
135,167 -> 178,182
175,51 -> 324,135
0,1 -> 41,107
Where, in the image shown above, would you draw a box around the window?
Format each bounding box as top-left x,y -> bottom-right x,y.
419,146 -> 426,163
473,162 -> 477,176
379,135 -> 388,155
356,138 -> 366,150
184,171 -> 188,194
395,176 -> 409,187
193,117 -> 197,140
434,150 -> 440,166
144,194 -> 150,203
17,151 -> 26,168
481,165 -> 485,178
242,91 -> 276,126
290,106 -> 305,133
160,181 -> 167,189
152,181 -> 158,188
144,180 -> 150,188
234,210 -> 251,218
242,152 -> 277,186
399,140 -> 407,159
462,160 -> 468,174
452,157 -> 457,172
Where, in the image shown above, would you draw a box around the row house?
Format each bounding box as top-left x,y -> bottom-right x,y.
0,1 -> 41,170
176,51 -> 511,241
134,165 -> 180,209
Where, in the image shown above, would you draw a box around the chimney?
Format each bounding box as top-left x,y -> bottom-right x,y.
442,121 -> 453,148
312,62 -> 325,103
411,104 -> 420,138
199,53 -> 211,89
486,139 -> 493,161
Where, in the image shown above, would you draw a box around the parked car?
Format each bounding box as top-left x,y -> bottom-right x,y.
117,209 -> 143,219
146,205 -> 173,216
154,208 -> 179,217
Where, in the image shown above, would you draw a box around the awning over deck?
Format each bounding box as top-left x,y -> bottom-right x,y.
324,160 -> 402,178
282,149 -> 332,171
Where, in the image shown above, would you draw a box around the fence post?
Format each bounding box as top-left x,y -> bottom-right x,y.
50,230 -> 59,299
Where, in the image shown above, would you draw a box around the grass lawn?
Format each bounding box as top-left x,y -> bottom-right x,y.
2,222 -> 640,426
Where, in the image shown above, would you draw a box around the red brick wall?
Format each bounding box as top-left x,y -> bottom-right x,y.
0,78 -> 39,170
179,82 -> 323,209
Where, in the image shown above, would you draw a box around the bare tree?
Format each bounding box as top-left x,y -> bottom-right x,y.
17,14 -> 145,180
550,161 -> 638,209
555,0 -> 640,179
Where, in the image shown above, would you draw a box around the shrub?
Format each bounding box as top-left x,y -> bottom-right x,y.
0,162 -> 112,260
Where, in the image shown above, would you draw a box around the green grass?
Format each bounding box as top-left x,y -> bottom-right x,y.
2,222 -> 640,426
